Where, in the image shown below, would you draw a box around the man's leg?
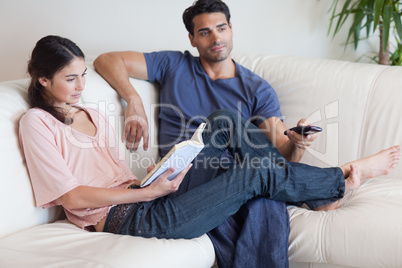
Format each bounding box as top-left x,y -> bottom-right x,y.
208,198 -> 289,268
114,109 -> 346,239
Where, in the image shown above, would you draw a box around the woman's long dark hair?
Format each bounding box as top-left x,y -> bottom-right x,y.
27,35 -> 85,124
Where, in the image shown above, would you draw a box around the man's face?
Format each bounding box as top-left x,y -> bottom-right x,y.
189,12 -> 233,63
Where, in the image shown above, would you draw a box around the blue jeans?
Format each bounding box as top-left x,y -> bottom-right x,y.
175,150 -> 289,267
208,199 -> 289,268
104,109 -> 344,240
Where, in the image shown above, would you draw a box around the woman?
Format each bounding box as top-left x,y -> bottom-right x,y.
19,35 -> 400,239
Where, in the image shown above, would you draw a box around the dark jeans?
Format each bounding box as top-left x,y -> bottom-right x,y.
104,109 -> 344,242
181,153 -> 289,268
208,198 -> 289,268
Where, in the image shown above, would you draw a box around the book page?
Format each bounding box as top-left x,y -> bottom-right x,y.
140,123 -> 206,187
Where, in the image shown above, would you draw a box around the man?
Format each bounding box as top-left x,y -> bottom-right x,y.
94,1 -> 321,267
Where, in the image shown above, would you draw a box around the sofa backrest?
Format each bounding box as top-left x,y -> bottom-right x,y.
234,54 -> 402,179
0,78 -> 63,238
81,63 -> 160,180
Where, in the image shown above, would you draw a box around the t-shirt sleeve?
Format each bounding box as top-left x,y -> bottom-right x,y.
251,80 -> 283,126
19,111 -> 80,208
144,51 -> 185,84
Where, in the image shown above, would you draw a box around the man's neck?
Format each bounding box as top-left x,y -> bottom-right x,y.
200,57 -> 236,81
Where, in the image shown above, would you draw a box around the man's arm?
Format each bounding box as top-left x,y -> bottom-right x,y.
258,117 -> 317,162
93,51 -> 149,151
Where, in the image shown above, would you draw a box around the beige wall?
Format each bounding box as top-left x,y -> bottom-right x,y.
0,0 -> 377,82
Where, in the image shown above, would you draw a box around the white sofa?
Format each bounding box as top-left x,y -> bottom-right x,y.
0,54 -> 401,268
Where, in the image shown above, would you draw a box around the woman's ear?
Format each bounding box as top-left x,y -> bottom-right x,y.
38,77 -> 49,87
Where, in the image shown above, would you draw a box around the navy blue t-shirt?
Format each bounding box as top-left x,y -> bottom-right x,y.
144,51 -> 282,156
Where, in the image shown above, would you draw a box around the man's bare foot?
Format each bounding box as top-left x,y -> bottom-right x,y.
314,165 -> 360,211
345,164 -> 360,192
340,145 -> 400,183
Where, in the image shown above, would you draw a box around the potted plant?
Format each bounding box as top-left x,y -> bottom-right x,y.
328,0 -> 402,65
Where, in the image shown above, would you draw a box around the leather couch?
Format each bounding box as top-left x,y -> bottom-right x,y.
1,54 -> 401,267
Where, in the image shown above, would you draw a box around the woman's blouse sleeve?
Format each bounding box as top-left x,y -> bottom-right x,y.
19,111 -> 80,208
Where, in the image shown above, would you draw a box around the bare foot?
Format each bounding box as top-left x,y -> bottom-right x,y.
314,165 -> 361,211
345,164 -> 360,192
340,145 -> 401,183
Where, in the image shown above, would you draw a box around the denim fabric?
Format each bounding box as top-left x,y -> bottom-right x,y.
177,150 -> 289,268
104,109 -> 345,241
208,198 -> 289,268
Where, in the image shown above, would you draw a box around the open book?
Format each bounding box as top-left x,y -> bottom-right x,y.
140,123 -> 206,187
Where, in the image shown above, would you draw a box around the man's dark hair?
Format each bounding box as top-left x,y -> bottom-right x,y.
183,0 -> 231,36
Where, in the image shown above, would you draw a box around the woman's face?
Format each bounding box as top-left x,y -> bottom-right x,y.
40,57 -> 87,108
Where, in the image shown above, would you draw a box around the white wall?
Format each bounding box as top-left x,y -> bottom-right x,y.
0,0 -> 377,82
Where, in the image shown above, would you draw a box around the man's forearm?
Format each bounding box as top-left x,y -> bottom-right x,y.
93,52 -> 139,102
258,117 -> 306,163
94,52 -> 150,150
277,140 -> 305,162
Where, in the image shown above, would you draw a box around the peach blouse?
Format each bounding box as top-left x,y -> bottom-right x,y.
19,107 -> 136,229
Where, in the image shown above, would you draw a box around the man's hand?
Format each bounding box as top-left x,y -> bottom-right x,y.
286,119 -> 318,150
123,99 -> 149,151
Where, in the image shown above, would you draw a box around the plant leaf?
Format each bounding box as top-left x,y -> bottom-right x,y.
374,0 -> 385,30
354,21 -> 362,49
383,5 -> 392,51
347,10 -> 365,49
333,0 -> 354,36
328,0 -> 339,35
393,11 -> 402,41
366,0 -> 375,35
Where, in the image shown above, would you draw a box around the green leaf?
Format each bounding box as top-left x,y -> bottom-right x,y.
333,0 -> 354,36
366,0 -> 375,35
347,10 -> 365,49
328,0 -> 340,36
383,5 -> 392,50
393,11 -> 402,41
374,0 -> 385,30
354,21 -> 362,49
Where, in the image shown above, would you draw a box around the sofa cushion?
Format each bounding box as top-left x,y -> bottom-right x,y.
0,79 -> 63,238
81,64 -> 160,180
0,220 -> 215,268
288,178 -> 402,267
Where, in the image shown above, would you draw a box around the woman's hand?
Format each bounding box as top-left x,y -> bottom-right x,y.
286,119 -> 318,150
145,164 -> 192,200
147,164 -> 157,174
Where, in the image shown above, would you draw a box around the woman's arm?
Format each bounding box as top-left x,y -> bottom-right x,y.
60,165 -> 191,211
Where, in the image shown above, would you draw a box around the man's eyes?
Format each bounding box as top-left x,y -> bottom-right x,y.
199,28 -> 226,36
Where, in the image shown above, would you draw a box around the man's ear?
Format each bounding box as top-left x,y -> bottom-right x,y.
189,33 -> 196,47
38,77 -> 49,87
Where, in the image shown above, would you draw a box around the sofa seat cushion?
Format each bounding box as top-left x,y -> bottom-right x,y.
0,220 -> 215,268
287,177 -> 402,267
